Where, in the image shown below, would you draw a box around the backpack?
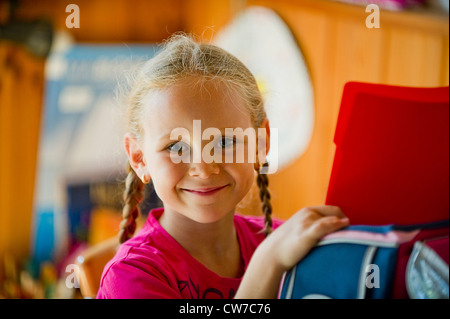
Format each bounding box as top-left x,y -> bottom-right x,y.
279,220 -> 449,299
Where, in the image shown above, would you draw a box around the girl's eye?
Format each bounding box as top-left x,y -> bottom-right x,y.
217,137 -> 235,149
168,142 -> 189,153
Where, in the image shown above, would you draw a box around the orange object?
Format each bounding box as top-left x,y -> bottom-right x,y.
76,237 -> 119,298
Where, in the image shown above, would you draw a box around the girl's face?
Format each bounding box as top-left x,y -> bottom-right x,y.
126,77 -> 263,224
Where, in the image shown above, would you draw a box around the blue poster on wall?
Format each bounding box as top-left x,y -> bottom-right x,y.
32,36 -> 158,264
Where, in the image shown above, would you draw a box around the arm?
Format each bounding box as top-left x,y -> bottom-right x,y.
234,205 -> 349,299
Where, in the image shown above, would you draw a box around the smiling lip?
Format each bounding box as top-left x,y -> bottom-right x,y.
181,185 -> 228,196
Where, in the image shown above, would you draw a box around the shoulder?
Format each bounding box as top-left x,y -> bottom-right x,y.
97,208 -> 181,298
97,242 -> 180,298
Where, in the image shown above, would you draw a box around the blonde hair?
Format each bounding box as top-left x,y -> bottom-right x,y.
119,33 -> 272,243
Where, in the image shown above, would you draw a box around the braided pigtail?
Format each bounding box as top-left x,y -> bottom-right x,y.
256,162 -> 273,237
119,162 -> 145,244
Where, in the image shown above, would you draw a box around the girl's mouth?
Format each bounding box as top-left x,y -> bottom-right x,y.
181,185 -> 228,196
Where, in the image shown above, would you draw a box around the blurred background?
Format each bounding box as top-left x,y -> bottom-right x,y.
0,0 -> 448,298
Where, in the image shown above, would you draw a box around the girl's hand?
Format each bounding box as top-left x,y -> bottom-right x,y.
263,205 -> 349,272
235,205 -> 348,298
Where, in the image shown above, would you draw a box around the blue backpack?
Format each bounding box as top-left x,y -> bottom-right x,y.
279,221 -> 449,299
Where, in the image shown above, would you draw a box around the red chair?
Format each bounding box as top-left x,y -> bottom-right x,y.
326,82 -> 449,226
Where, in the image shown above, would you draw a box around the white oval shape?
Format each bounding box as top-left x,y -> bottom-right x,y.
214,6 -> 315,170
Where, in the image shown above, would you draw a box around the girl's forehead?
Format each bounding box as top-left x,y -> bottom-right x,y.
141,78 -> 253,130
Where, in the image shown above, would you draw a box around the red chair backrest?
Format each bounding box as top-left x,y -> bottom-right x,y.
326,82 -> 449,225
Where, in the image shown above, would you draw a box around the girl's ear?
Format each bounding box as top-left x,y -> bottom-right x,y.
124,133 -> 144,167
124,133 -> 150,182
255,118 -> 271,170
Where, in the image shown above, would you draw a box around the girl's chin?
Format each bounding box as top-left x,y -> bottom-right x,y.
180,206 -> 236,224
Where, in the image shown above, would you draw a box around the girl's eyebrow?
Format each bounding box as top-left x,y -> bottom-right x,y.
156,131 -> 174,140
156,128 -> 187,139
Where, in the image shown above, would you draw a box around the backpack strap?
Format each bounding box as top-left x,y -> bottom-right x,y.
357,245 -> 378,299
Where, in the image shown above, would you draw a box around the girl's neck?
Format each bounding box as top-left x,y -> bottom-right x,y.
158,206 -> 243,278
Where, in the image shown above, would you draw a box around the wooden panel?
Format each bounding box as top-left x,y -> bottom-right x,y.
442,37 -> 450,85
421,33 -> 446,86
180,0 -> 233,41
13,0 -> 184,43
0,44 -> 45,274
0,45 -> 15,263
334,19 -> 387,84
387,29 -> 427,86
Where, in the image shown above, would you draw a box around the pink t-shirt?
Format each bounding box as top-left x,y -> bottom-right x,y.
96,207 -> 282,299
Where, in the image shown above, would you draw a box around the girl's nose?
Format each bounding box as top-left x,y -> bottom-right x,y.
188,159 -> 220,179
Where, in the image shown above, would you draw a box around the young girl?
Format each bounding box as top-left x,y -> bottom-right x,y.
96,34 -> 349,299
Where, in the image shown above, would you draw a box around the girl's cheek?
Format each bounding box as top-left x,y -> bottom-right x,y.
225,162 -> 254,187
145,154 -> 172,182
161,157 -> 188,180
150,161 -> 184,198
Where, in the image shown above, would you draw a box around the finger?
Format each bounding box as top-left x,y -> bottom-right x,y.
308,215 -> 350,240
308,205 -> 347,219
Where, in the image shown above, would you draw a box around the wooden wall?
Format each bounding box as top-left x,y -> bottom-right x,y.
0,43 -> 45,272
0,0 -> 448,268
248,0 -> 449,221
